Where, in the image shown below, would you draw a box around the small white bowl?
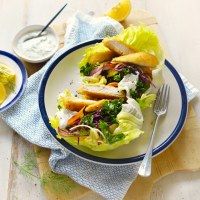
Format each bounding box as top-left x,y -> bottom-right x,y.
12,25 -> 59,63
0,50 -> 27,112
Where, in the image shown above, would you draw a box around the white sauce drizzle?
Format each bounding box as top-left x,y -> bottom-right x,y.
121,97 -> 143,120
118,73 -> 139,97
56,109 -> 77,129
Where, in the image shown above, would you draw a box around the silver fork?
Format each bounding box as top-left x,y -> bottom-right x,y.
138,84 -> 170,177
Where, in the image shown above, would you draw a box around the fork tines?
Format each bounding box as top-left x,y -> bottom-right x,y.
154,84 -> 170,113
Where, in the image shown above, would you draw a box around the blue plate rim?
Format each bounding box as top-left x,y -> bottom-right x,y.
0,50 -> 27,112
38,39 -> 188,165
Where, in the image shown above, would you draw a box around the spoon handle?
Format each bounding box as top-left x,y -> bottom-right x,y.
37,3 -> 68,37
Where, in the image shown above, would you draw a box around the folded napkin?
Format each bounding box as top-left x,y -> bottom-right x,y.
0,11 -> 199,200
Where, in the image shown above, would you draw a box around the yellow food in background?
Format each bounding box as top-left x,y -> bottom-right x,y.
0,82 -> 7,104
105,0 -> 132,22
0,63 -> 15,84
0,63 -> 16,105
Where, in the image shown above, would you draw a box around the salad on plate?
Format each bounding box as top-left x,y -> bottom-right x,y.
50,24 -> 164,151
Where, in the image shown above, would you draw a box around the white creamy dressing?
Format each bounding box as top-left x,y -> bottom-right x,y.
121,97 -> 143,120
56,109 -> 77,129
17,31 -> 57,60
118,73 -> 139,97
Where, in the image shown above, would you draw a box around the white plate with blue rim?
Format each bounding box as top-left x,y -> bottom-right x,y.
0,50 -> 27,112
38,39 -> 188,165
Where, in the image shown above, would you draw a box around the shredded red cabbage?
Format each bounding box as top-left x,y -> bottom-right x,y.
58,127 -> 90,137
90,66 -> 103,76
114,63 -> 156,87
103,62 -> 117,70
89,61 -> 155,87
90,62 -> 117,76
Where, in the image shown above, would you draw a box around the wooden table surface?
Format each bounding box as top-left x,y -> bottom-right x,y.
1,0 -> 200,200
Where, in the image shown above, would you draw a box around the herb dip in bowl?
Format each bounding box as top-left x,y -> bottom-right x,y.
12,25 -> 59,63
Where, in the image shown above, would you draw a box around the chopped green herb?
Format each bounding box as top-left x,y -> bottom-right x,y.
101,99 -> 123,123
57,105 -> 62,110
107,73 -> 122,83
14,150 -> 77,194
81,113 -> 95,127
80,62 -> 94,76
6,81 -> 15,92
0,66 -> 15,92
112,73 -> 121,82
122,68 -> 132,75
41,171 -> 76,193
130,89 -> 138,99
130,78 -> 150,99
70,80 -> 74,85
13,152 -> 39,180
99,120 -> 110,142
99,120 -> 125,144
137,79 -> 150,92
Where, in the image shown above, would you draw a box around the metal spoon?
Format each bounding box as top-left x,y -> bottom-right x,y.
24,3 -> 67,42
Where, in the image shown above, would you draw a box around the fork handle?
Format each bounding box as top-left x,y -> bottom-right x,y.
138,115 -> 160,177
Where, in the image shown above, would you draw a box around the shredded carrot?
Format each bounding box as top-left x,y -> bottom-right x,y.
107,82 -> 118,87
67,106 -> 85,126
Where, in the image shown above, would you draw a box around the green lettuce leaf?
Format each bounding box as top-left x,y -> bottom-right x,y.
57,89 -> 73,110
51,90 -> 145,151
136,93 -> 156,110
62,128 -> 143,151
82,75 -> 107,85
73,98 -> 143,151
115,112 -> 143,131
52,98 -> 144,151
114,24 -> 164,62
79,24 -> 164,68
79,43 -> 112,68
49,116 -> 59,129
